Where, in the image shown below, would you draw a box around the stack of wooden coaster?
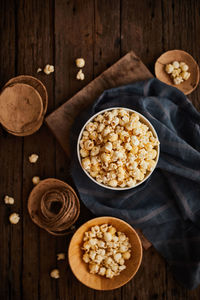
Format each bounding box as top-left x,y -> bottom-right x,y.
28,178 -> 80,236
0,75 -> 48,136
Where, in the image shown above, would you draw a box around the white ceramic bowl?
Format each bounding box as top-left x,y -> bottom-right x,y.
77,107 -> 160,190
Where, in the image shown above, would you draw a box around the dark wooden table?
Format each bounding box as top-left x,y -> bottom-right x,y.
1,0 -> 200,299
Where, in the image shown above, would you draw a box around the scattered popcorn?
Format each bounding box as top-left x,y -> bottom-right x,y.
57,253 -> 65,261
76,69 -> 85,80
44,64 -> 54,75
37,67 -> 42,73
9,213 -> 20,224
82,224 -> 131,278
75,58 -> 85,68
29,153 -> 39,163
79,109 -> 159,188
165,61 -> 190,85
50,269 -> 60,279
32,176 -> 40,185
4,195 -> 14,205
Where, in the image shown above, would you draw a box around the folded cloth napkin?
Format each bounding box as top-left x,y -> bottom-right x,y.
70,78 -> 200,289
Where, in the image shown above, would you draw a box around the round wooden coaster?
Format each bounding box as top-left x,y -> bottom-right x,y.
4,75 -> 48,115
155,50 -> 199,95
27,178 -> 80,236
0,83 -> 43,133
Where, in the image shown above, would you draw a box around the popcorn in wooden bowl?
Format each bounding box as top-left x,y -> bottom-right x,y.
68,216 -> 143,290
82,224 -> 131,279
77,108 -> 160,190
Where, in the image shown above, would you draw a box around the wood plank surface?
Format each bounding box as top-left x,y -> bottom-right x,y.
120,2 -> 167,299
0,1 -> 22,300
0,1 -> 200,300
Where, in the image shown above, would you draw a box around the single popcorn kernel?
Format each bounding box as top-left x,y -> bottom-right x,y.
37,67 -> 42,73
4,195 -> 14,205
181,71 -> 190,81
44,64 -> 54,75
172,61 -> 180,69
9,213 -> 20,224
123,251 -> 131,260
57,253 -> 65,261
173,76 -> 183,85
75,58 -> 85,68
32,176 -> 40,185
76,69 -> 85,80
50,269 -> 60,279
165,64 -> 174,74
180,62 -> 189,72
29,153 -> 39,163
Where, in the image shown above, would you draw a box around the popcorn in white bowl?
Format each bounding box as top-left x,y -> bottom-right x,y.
77,107 -> 160,190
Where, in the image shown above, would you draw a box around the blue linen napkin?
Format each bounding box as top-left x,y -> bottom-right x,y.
70,78 -> 200,289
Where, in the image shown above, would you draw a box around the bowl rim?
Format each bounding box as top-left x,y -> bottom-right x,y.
68,216 -> 143,290
77,107 -> 160,191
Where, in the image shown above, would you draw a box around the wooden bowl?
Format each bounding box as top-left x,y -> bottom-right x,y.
155,50 -> 199,95
68,216 -> 143,290
0,83 -> 43,134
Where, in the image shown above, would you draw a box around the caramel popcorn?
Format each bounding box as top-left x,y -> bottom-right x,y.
79,108 -> 159,188
82,224 -> 131,278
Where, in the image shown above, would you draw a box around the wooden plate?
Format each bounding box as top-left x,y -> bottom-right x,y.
155,50 -> 199,95
68,216 -> 143,290
4,75 -> 48,115
0,83 -> 43,133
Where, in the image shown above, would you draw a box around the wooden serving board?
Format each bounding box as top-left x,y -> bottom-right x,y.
45,51 -> 153,249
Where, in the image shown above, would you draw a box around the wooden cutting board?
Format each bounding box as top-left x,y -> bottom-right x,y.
45,51 -> 153,249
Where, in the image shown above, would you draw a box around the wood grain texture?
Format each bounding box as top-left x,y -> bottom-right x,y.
0,0 -> 200,299
0,1 -> 22,300
120,2 -> 167,299
16,1 -> 56,300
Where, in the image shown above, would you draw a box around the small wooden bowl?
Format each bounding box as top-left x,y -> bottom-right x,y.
68,216 -> 142,290
155,50 -> 199,95
0,83 -> 43,133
